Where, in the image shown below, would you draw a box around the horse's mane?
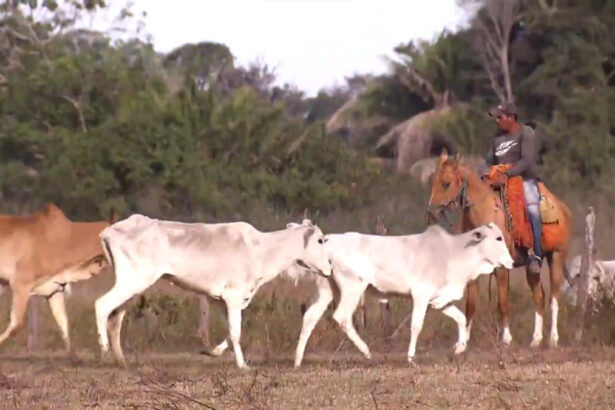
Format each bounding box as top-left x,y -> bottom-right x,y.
439,160 -> 479,177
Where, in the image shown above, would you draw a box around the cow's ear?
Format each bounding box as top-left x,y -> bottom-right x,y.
287,222 -> 300,229
301,219 -> 314,227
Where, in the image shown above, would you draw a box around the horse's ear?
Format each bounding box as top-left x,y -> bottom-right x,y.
439,147 -> 448,166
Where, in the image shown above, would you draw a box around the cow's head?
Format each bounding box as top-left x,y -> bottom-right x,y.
286,219 -> 332,277
77,254 -> 111,277
465,222 -> 514,273
561,257 -> 615,307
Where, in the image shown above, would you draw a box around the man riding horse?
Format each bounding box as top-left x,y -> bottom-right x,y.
483,102 -> 542,275
427,101 -> 572,349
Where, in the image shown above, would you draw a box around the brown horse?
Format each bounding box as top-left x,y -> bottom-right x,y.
426,150 -> 573,348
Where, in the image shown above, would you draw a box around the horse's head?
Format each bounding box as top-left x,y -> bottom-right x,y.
426,148 -> 467,224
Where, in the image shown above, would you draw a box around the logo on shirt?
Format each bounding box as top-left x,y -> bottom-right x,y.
495,140 -> 518,157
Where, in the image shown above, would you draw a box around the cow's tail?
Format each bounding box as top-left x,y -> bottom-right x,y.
102,237 -> 115,273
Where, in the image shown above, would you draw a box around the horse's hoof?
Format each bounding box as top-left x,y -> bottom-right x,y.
501,329 -> 513,346
454,341 -> 467,355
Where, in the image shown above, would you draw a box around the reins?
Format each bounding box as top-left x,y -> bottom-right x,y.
428,167 -> 510,304
437,173 -> 472,234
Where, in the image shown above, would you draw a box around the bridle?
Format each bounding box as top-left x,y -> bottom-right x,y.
426,171 -> 472,232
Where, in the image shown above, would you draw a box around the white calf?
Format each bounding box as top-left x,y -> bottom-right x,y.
95,216 -> 331,369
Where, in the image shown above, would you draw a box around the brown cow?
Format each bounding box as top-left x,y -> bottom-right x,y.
0,203 -> 113,356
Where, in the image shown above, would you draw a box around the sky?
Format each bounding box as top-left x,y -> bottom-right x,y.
76,0 -> 471,96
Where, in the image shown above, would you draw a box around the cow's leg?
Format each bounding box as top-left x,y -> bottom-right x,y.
107,308 -> 127,366
225,300 -> 248,370
547,251 -> 563,348
464,279 -> 478,343
205,306 -> 229,357
95,270 -> 156,364
331,281 -> 371,360
526,267 -> 545,348
407,294 -> 429,363
441,303 -> 468,354
47,291 -> 72,355
0,283 -> 30,346
496,268 -> 512,345
295,277 -> 334,367
208,339 -> 229,357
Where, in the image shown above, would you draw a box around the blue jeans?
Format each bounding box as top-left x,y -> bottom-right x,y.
523,179 -> 542,259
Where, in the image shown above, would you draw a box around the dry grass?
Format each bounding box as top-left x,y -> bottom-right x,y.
1,187 -> 615,408
2,347 -> 615,409
1,264 -> 615,408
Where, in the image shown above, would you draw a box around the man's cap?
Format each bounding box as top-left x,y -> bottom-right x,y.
488,102 -> 518,117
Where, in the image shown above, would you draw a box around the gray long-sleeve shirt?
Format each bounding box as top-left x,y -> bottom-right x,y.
484,124 -> 538,180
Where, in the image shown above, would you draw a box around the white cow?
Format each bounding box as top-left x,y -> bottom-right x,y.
295,222 -> 513,364
94,215 -> 331,369
562,255 -> 615,307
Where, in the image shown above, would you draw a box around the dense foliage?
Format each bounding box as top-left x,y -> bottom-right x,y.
1,0 -> 613,223
0,2 -> 378,219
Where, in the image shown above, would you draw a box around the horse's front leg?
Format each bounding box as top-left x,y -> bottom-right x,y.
495,267 -> 512,345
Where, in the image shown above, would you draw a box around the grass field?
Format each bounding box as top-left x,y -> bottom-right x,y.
2,347 -> 615,409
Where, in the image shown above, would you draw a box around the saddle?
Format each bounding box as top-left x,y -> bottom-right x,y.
485,165 -> 564,252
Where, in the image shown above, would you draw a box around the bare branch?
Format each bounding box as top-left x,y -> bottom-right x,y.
2,26 -> 33,43
61,95 -> 88,133
471,0 -> 519,102
396,64 -> 442,105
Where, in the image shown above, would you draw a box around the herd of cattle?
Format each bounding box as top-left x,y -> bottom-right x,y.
0,204 -> 612,369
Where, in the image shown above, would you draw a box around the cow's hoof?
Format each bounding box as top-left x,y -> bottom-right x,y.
454,341 -> 467,355
211,346 -> 227,357
364,351 -> 372,360
407,356 -> 416,366
548,337 -> 559,348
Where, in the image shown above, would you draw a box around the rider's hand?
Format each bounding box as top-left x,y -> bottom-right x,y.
491,172 -> 508,187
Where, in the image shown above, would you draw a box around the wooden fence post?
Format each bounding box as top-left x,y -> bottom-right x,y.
574,206 -> 595,342
375,216 -> 392,339
27,296 -> 42,351
197,295 -> 211,347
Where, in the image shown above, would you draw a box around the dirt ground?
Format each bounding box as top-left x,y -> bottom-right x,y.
1,345 -> 615,409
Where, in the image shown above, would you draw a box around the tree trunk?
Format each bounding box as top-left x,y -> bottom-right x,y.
501,43 -> 514,103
